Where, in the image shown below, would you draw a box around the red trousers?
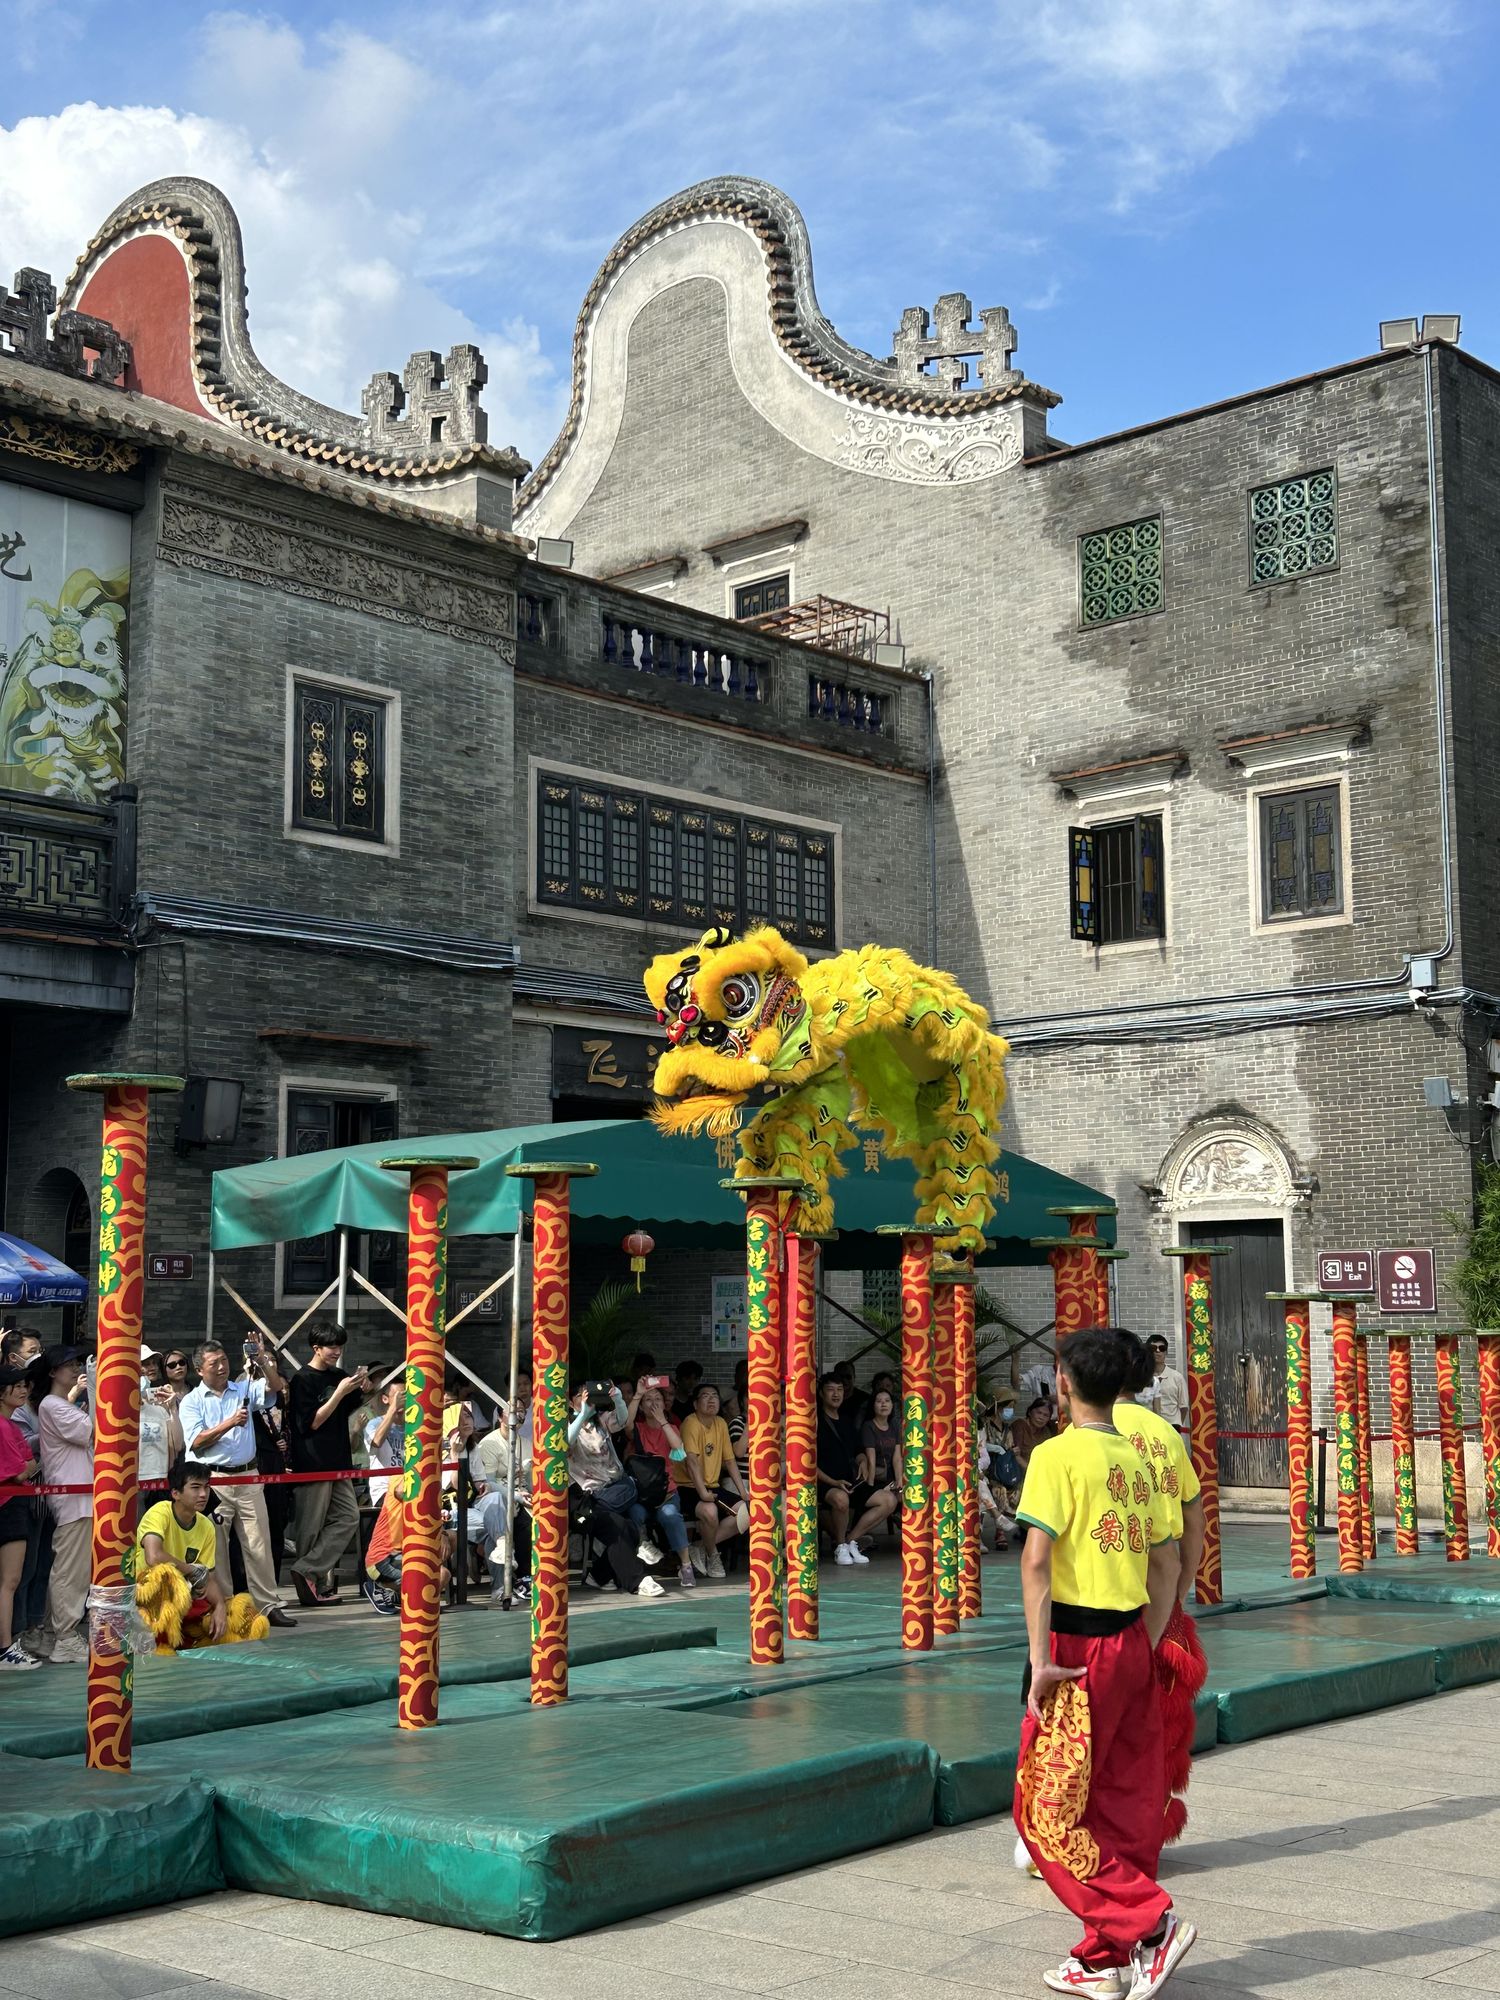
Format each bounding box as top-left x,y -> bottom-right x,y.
1014,1621 -> 1170,1967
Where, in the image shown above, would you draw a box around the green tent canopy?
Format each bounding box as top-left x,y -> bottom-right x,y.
210,1118 -> 1114,1270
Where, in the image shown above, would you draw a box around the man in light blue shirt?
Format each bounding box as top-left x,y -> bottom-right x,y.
179,1337 -> 295,1627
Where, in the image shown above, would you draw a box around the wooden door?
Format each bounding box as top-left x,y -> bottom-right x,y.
1188,1219 -> 1286,1488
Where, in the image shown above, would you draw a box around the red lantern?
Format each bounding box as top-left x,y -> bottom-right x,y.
622,1228 -> 655,1292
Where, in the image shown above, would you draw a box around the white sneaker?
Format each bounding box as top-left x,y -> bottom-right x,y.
48,1632 -> 89,1665
705,1550 -> 726,1579
636,1540 -> 663,1567
689,1541 -> 709,1575
847,1541 -> 870,1565
1043,1957 -> 1127,1998
0,1643 -> 40,1671
835,1542 -> 856,1565
1128,1913 -> 1197,1998
636,1576 -> 666,1598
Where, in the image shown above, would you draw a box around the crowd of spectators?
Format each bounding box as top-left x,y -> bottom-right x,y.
0,1307 -> 1182,1669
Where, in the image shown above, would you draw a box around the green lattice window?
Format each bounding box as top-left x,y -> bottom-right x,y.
1249,470 -> 1337,584
1079,517 -> 1163,626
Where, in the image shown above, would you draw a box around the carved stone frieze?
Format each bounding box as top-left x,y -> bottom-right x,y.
156,484 -> 517,657
1154,1119 -> 1304,1216
834,409 -> 1022,485
0,409 -> 140,475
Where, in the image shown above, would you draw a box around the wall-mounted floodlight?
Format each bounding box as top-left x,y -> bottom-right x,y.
873,641 -> 908,669
534,538 -> 574,568
1379,318 -> 1420,350
1423,1076 -> 1455,1111
1421,314 -> 1461,345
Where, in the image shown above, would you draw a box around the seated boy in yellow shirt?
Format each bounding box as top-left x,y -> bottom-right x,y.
136,1459 -> 267,1651
1014,1327 -> 1196,2000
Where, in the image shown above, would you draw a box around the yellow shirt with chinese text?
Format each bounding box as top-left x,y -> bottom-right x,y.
1017,1426 -> 1164,1612
1114,1399 -> 1200,1542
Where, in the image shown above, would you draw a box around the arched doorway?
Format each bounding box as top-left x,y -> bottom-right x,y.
26,1168 -> 91,1342
1157,1121 -> 1297,1489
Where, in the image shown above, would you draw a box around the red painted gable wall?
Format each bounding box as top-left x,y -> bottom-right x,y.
76,234 -> 215,418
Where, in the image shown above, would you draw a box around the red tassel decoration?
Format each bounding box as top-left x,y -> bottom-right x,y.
1154,1602 -> 1207,1843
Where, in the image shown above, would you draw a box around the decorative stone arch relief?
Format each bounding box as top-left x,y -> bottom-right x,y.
1154,1118 -> 1305,1219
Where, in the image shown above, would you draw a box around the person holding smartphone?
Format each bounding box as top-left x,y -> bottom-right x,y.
285,1323 -> 370,1608
179,1336 -> 295,1628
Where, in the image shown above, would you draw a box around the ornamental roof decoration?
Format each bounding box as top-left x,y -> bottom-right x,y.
517,175 -> 1060,521
59,176 -> 528,486
0,264 -> 133,385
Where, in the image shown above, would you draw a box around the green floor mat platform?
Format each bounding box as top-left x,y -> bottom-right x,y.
191,1702 -> 936,1940
0,1611 -> 717,1760
0,1750 -> 221,1937
1327,1556 -> 1500,1609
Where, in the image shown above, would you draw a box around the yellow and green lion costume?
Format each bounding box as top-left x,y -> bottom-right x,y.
644,925 -> 1008,1247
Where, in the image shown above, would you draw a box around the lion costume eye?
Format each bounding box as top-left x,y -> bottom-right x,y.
719,974 -> 761,1022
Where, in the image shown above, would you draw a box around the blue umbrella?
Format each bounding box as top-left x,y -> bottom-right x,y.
0,1232 -> 87,1308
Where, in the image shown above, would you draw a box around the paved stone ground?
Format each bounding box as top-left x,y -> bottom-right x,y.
5,1683 -> 1500,2000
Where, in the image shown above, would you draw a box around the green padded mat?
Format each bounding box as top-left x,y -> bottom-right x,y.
201,1701 -> 938,1939
1327,1562 -> 1500,1610
1203,1615 -> 1438,1742
0,1750 -> 221,1936
1219,1598 -> 1500,1694
0,1612 -> 718,1761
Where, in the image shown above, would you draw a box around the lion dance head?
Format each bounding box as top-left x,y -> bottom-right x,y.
644,925 -> 812,1138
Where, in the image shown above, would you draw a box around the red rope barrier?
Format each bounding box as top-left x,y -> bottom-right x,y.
0,1465 -> 387,1500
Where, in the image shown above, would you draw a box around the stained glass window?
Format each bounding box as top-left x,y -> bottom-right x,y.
536,772 -> 834,944
1079,517 -> 1163,626
1249,470 -> 1337,584
1259,785 -> 1343,921
1069,816 -> 1166,944
293,681 -> 387,842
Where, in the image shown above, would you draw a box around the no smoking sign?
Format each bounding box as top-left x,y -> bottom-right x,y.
1376,1247 -> 1436,1314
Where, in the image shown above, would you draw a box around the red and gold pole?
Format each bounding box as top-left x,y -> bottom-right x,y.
508,1161 -> 597,1704
1048,1206 -> 1117,1329
1387,1333 -> 1419,1557
784,1225 -> 824,1642
732,1177 -> 801,1667
67,1072 -> 183,1774
1435,1333 -> 1471,1563
882,1225 -> 942,1651
955,1264 -> 982,1622
1354,1333 -> 1376,1561
1162,1244 -> 1230,1605
1478,1333 -> 1500,1561
1032,1230 -> 1107,1432
931,1275 -> 960,1638
1269,1292 -> 1315,1580
382,1155 -> 477,1730
1328,1296 -> 1365,1573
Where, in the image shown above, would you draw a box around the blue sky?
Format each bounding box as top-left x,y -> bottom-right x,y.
0,2 -> 1492,461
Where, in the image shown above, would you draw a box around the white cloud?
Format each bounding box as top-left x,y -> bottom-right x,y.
0,20 -> 566,458
0,0 -> 1459,462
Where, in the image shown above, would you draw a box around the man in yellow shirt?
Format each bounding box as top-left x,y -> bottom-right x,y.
1015,1328 -> 1196,2000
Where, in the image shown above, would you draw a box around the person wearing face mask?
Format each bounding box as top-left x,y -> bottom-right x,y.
979,1387 -> 1023,1549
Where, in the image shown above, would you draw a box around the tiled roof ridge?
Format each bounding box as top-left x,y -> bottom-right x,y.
517,175 -> 1060,516
60,176 -> 527,484
0,351 -> 529,552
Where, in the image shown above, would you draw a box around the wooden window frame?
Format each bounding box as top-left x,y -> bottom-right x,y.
530,761 -> 838,949
1070,812 -> 1167,947
1250,777 -> 1351,933
284,667 -> 400,856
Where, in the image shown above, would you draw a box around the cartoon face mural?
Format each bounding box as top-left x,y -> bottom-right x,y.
0,483 -> 130,804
